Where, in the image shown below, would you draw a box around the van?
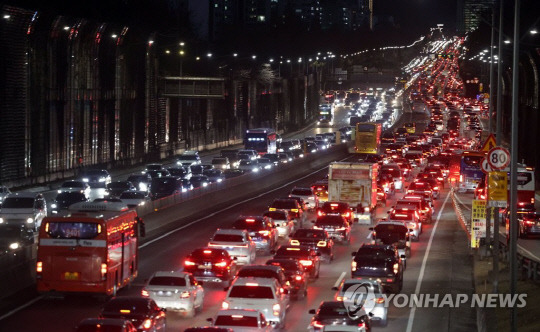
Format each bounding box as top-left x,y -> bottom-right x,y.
0,192 -> 47,230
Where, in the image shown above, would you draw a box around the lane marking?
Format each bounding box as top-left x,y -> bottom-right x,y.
0,295 -> 43,322
405,191 -> 451,332
140,157 -> 349,248
453,193 -> 471,211
333,272 -> 347,289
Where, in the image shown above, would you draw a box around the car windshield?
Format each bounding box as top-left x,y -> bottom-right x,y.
233,219 -> 264,230
215,315 -> 258,327
212,158 -> 227,164
267,260 -> 300,271
1,197 -> 34,209
102,298 -> 151,315
82,170 -> 108,176
355,247 -> 394,259
212,234 -> 244,242
55,192 -> 86,201
275,247 -> 309,258
178,155 -> 198,161
108,182 -> 130,189
76,324 -> 125,332
317,304 -> 349,318
381,168 -> 401,178
239,160 -> 251,166
293,229 -> 325,239
190,248 -> 228,259
62,181 -> 84,188
237,269 -> 277,279
271,200 -> 297,209
342,282 -> 381,294
229,286 -> 274,299
127,175 -> 145,182
315,216 -> 345,226
148,276 -> 186,287
120,192 -> 145,199
46,222 -> 100,239
291,189 -> 312,196
374,225 -> 407,244
263,211 -> 287,219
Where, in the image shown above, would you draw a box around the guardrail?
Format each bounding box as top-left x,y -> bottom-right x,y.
451,189 -> 540,282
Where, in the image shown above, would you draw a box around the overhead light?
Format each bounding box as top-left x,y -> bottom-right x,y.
63,26 -> 70,31
179,42 -> 185,46
207,53 -> 212,58
233,53 -> 238,57
531,29 -> 538,35
3,15 -> 10,19
504,40 -> 511,44
111,34 -> 117,38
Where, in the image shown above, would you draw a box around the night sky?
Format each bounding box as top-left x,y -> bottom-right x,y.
375,0 -> 458,32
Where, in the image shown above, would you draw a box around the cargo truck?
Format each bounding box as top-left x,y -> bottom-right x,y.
328,162 -> 379,224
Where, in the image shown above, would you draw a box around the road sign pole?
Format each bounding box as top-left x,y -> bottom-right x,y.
509,0 -> 520,330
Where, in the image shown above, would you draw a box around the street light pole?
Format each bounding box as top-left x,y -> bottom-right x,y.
509,0 -> 520,331
488,6 -> 495,134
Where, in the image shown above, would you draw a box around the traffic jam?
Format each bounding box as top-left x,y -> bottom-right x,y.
2,36 -> 532,332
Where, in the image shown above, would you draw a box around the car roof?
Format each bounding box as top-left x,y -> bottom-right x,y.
231,277 -> 279,287
217,309 -> 260,318
151,271 -> 189,278
5,192 -> 41,199
239,265 -> 282,273
214,228 -> 247,235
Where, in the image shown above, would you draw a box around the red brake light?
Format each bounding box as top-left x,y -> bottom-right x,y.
184,260 -> 196,266
295,275 -> 303,281
245,218 -> 255,222
214,261 -> 228,267
299,259 -> 313,267
141,289 -> 149,297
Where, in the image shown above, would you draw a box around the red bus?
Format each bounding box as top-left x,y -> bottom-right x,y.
36,203 -> 145,296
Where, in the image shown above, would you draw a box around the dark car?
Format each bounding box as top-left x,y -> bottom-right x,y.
106,181 -> 137,199
308,301 -> 371,332
265,259 -> 308,299
75,318 -> 137,332
272,245 -> 321,278
51,192 -> 88,213
222,169 -> 245,179
231,216 -> 278,253
167,167 -> 191,179
351,244 -> 405,293
203,169 -> 225,183
506,211 -> 540,239
317,202 -> 353,224
184,328 -> 232,332
288,228 -> 334,262
146,170 -> 170,179
127,173 -> 152,192
183,248 -> 238,287
0,225 -> 35,253
149,177 -> 182,200
313,215 -> 351,243
100,297 -> 166,332
190,175 -> 210,188
269,198 -> 304,222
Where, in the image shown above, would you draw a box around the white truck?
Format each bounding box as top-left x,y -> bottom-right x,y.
328,162 -> 379,224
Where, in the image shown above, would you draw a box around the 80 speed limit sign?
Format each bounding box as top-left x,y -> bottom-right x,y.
487,147 -> 510,170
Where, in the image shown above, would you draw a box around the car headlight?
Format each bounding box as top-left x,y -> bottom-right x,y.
9,242 -> 20,250
27,217 -> 34,224
51,203 -> 57,209
82,178 -> 89,182
99,178 -> 106,182
58,190 -> 62,193
0,217 -> 4,223
140,183 -> 148,191
203,182 -> 208,187
253,168 -> 259,172
217,178 -> 223,182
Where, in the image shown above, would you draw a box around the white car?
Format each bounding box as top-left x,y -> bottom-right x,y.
0,185 -> 11,204
289,187 -> 319,210
208,229 -> 257,265
119,191 -> 149,208
238,160 -> 261,173
142,271 -> 204,317
256,158 -> 274,170
58,180 -> 90,197
210,309 -> 273,331
79,169 -> 111,188
222,277 -> 288,328
263,210 -> 294,238
0,192 -> 47,230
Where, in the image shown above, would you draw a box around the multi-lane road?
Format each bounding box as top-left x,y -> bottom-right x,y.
0,97 -> 478,332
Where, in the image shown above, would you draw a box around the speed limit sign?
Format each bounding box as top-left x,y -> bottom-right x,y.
480,157 -> 492,173
487,147 -> 510,170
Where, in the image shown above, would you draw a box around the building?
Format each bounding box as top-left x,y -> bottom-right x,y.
457,0 -> 495,33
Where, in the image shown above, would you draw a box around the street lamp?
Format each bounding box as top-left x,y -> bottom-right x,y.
531,29 -> 538,35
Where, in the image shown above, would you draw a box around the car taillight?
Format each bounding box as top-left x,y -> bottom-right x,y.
525,220 -> 536,226
299,260 -> 313,267
364,207 -> 370,212
460,175 -> 463,182
180,291 -> 190,298
342,212 -> 350,218
357,322 -> 366,328
317,210 -> 324,217
184,260 -> 196,266
313,321 -> 324,328
141,289 -> 149,297
335,227 -> 346,231
295,275 -> 303,281
313,226 -> 322,230
316,241 -> 327,247
214,261 -> 228,268
393,263 -> 399,274
434,186 -> 439,190
101,263 -> 107,280
259,230 -> 270,237
222,301 -> 229,309
272,303 -> 281,316
336,296 -> 343,301
376,297 -> 385,304
142,318 -> 153,329
351,261 -> 357,271
36,261 -> 43,274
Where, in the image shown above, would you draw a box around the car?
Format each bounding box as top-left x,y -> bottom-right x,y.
58,180 -> 90,196
50,192 -> 88,213
145,169 -> 171,179
167,167 -> 191,180
238,149 -> 259,160
183,248 -> 238,288
190,175 -> 210,188
289,187 -> 319,210
408,180 -> 436,199
332,279 -> 388,326
223,169 -> 246,179
79,169 -> 111,188
238,160 -> 261,173
262,210 -> 295,238
388,204 -> 422,241
142,271 -> 204,317
261,153 -> 280,165
288,228 -> 334,262
145,164 -> 164,171
404,151 -> 424,167
203,169 -> 226,183
106,181 -> 137,198
0,185 -> 11,204
256,158 -> 274,170
149,177 -> 183,200
208,309 -> 271,331
416,175 -> 442,195
190,165 -> 206,175
235,265 -> 290,296
180,178 -> 194,192
313,215 -> 351,243
351,244 -> 405,293
0,224 -> 35,253
308,301 -> 372,332
208,229 -> 257,265
177,152 -> 201,166
376,187 -> 387,205
269,198 -> 305,224
75,318 -> 137,332
231,216 -> 278,253
0,192 -> 47,230
119,191 -> 149,208
100,296 -> 166,332
380,164 -> 404,191
311,181 -> 329,203
211,157 -> 231,170
506,211 -> 540,239
222,277 -> 288,327
127,173 -> 152,192
369,220 -> 411,259
317,201 -> 353,224
398,196 -> 433,224
272,245 -> 321,278
265,259 -> 308,300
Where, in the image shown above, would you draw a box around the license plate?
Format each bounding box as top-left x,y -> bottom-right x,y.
64,272 -> 79,280
198,265 -> 212,269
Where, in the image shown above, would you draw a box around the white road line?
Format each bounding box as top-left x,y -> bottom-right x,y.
453,193 -> 471,211
0,295 -> 43,322
405,192 -> 451,332
333,272 -> 347,289
140,157 -> 348,248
